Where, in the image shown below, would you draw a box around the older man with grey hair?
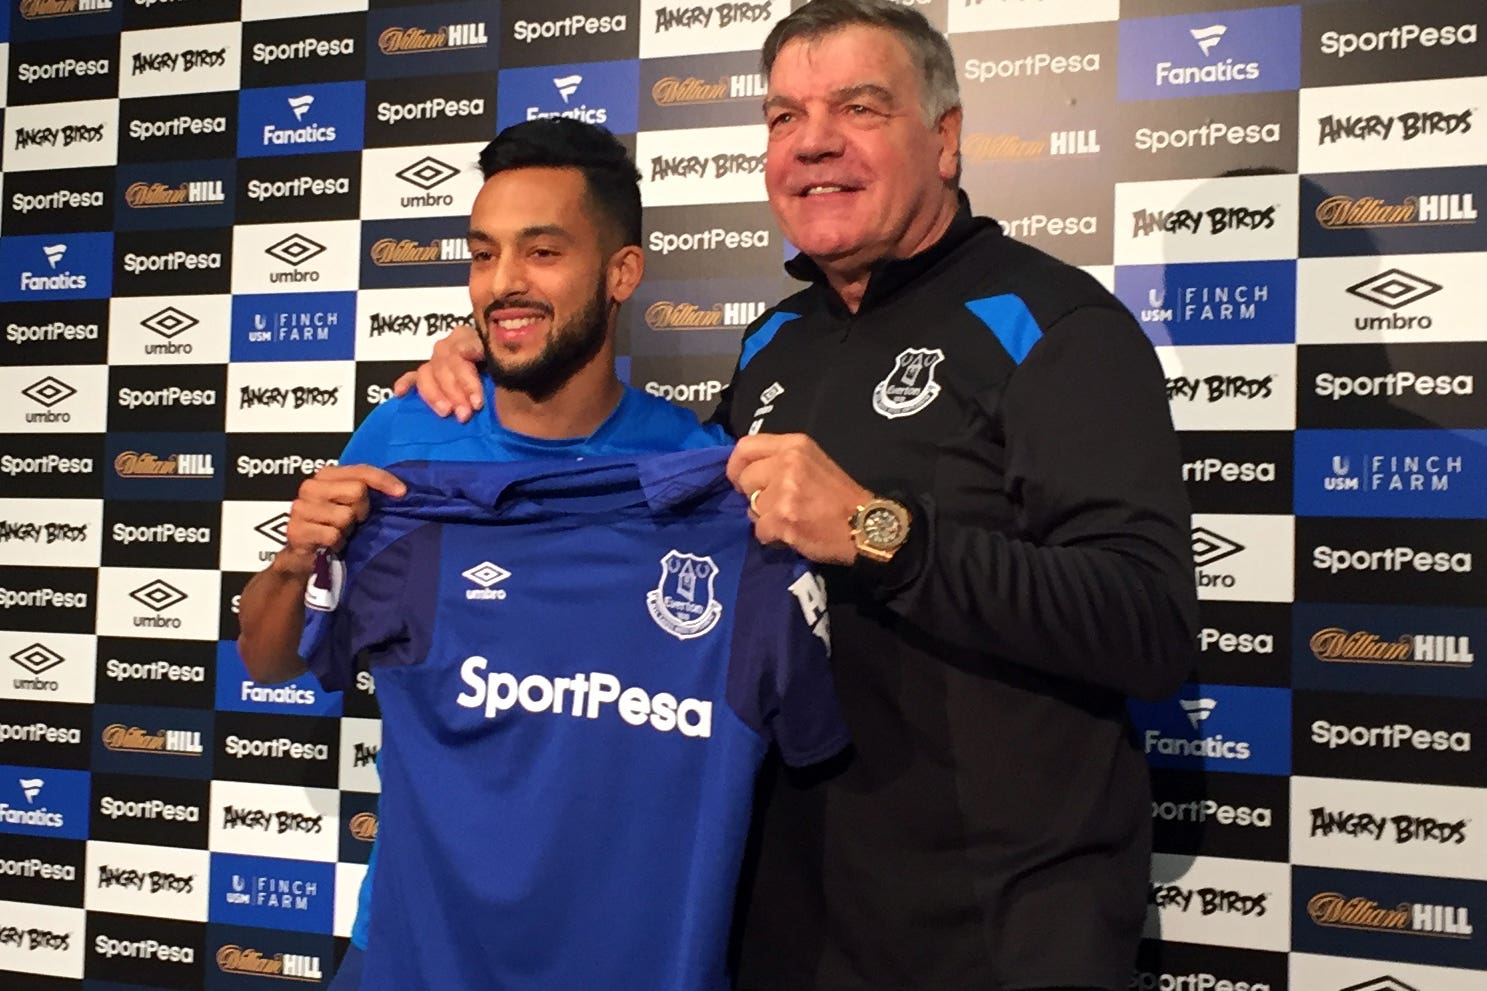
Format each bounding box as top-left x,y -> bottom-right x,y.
405,2 -> 1197,989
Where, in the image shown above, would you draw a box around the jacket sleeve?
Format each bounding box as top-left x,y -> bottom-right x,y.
851,305 -> 1198,701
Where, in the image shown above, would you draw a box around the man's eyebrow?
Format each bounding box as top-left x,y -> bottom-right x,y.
832,83 -> 895,105
763,83 -> 897,114
466,225 -> 574,242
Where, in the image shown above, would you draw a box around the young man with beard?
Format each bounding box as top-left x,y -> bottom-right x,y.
236,118 -> 725,987
403,1 -> 1198,988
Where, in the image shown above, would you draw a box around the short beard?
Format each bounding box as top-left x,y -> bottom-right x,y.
481,282 -> 609,401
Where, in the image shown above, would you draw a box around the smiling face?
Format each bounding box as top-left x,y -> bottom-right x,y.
763,24 -> 961,278
466,166 -> 631,398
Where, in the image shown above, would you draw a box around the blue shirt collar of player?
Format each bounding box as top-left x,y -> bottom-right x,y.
465,378 -> 658,457
373,446 -> 736,522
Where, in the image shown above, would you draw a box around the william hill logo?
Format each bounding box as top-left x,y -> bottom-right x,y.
645,299 -> 765,330
124,181 -> 226,209
1310,628 -> 1474,667
348,811 -> 378,842
650,73 -> 765,106
964,130 -> 1100,161
378,22 -> 489,54
20,0 -> 111,18
216,945 -> 324,981
101,723 -> 204,756
1316,193 -> 1479,229
114,451 -> 215,478
369,238 -> 470,266
1307,891 -> 1473,938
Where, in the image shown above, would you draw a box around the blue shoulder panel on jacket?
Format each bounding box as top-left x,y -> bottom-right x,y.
965,294 -> 1043,365
739,311 -> 800,370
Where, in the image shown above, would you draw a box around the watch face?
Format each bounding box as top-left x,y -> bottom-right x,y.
863,507 -> 904,547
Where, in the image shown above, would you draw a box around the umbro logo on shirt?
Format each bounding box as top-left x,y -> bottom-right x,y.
463,561 -> 511,600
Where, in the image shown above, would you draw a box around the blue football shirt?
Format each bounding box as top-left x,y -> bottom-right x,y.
299,381 -> 726,949
305,448 -> 845,991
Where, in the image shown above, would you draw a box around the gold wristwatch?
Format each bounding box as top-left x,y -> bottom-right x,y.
849,498 -> 912,563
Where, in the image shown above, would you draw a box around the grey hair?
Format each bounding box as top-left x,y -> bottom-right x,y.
760,0 -> 962,125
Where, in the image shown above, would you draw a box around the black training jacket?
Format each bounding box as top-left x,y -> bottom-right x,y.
712,196 -> 1198,991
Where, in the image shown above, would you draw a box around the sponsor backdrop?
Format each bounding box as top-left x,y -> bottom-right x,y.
0,0 -> 1483,988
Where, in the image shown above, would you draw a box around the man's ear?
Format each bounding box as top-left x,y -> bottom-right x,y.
607,244 -> 645,304
936,105 -> 962,184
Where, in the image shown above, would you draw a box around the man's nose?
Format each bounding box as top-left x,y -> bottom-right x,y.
484,249 -> 528,300
793,111 -> 845,162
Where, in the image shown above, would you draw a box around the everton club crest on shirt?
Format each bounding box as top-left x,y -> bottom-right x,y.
872,347 -> 946,419
647,550 -> 723,640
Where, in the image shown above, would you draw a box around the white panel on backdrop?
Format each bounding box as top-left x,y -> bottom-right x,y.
1296,253 -> 1487,345
637,125 -> 769,207
355,286 -> 474,362
360,143 -> 487,221
1115,173 -> 1298,265
2,99 -> 119,172
85,840 -> 211,922
226,360 -> 356,433
1191,512 -> 1295,603
1291,776 -> 1487,881
1299,77 -> 1487,176
949,0 -> 1118,35
219,501 -> 292,573
118,22 -> 243,99
231,220 -> 362,295
1146,853 -> 1291,952
639,0 -> 790,59
1080,264 -> 1115,293
0,364 -> 109,435
109,295 -> 234,366
1156,343 -> 1296,431
338,717 -> 381,794
0,498 -> 103,569
0,631 -> 97,705
335,862 -> 367,939
1291,953 -> 1487,991
0,900 -> 85,979
209,780 -> 341,862
0,43 -> 9,110
95,567 -> 223,642
243,0 -> 369,21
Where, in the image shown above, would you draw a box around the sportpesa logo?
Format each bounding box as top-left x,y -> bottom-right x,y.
512,14 -> 628,42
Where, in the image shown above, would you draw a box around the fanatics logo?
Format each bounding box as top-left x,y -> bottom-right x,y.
130,579 -> 187,613
10,642 -> 65,676
396,156 -> 459,191
44,244 -> 67,269
1192,527 -> 1245,567
554,75 -> 582,102
22,377 -> 77,409
1190,25 -> 1227,56
20,778 -> 44,803
1346,269 -> 1443,310
1180,696 -> 1217,730
647,550 -> 722,640
265,234 -> 327,268
463,561 -> 511,600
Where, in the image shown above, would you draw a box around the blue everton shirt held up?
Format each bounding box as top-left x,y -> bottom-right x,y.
303,379 -> 727,949
306,448 -> 846,991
